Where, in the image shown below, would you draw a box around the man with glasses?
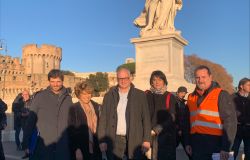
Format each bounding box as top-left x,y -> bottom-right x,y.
98,67 -> 151,160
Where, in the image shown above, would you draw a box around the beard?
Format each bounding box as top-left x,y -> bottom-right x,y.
51,86 -> 62,93
197,83 -> 206,90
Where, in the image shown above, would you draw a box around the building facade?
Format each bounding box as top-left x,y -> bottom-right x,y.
0,44 -> 82,112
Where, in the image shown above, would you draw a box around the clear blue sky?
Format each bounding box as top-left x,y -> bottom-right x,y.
0,0 -> 249,86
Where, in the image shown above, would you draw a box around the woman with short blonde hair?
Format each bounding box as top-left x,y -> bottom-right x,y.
68,82 -> 101,160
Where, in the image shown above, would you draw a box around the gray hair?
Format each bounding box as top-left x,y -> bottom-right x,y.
116,66 -> 131,77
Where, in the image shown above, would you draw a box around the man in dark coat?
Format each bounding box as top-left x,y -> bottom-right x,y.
19,90 -> 32,130
98,67 -> 151,160
175,86 -> 191,159
12,93 -> 23,150
231,78 -> 250,159
0,98 -> 7,160
22,69 -> 73,160
18,90 -> 32,159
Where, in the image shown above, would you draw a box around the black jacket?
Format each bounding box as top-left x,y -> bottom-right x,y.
175,96 -> 190,144
68,100 -> 101,160
12,94 -> 23,129
146,91 -> 177,160
232,92 -> 250,125
187,82 -> 237,153
0,99 -> 7,130
146,91 -> 176,139
98,84 -> 151,159
18,99 -> 32,128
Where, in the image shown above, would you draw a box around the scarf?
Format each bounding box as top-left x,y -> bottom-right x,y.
150,85 -> 168,94
80,101 -> 97,138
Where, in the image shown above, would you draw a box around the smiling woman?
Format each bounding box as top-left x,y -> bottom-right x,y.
145,70 -> 177,160
68,81 -> 101,160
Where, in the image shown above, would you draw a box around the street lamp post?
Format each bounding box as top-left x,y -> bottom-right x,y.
0,39 -> 7,53
2,69 -> 6,100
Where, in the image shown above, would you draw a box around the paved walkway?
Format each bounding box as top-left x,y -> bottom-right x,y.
4,141 -> 24,160
2,141 -> 245,160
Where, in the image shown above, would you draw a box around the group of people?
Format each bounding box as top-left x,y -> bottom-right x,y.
1,65 -> 249,160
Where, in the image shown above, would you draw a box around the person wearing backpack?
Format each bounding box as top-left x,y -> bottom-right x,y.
145,70 -> 177,160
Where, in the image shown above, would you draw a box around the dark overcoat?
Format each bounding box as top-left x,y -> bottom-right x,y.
23,87 -> 73,160
68,100 -> 101,160
146,91 -> 177,160
98,85 -> 151,159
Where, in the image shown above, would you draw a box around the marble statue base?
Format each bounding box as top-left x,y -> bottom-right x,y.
131,33 -> 195,92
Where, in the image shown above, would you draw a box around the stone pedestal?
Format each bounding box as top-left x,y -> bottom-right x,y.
131,33 -> 195,92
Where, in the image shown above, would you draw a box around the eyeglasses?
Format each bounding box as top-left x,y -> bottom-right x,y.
117,77 -> 130,81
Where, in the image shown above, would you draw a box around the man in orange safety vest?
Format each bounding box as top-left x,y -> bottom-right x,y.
185,65 -> 237,160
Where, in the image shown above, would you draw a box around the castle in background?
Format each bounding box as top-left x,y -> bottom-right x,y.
0,44 -> 82,112
0,43 -> 135,113
22,44 -> 61,74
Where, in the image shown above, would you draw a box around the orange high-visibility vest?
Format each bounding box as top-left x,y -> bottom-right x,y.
187,88 -> 223,136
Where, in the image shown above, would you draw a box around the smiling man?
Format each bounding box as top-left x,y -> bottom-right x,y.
22,69 -> 73,160
98,67 -> 151,160
186,65 -> 237,160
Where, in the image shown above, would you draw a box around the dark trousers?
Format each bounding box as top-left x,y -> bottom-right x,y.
30,142 -> 56,160
113,135 -> 127,160
15,126 -> 22,148
151,135 -> 176,160
0,131 -> 5,160
30,139 -> 70,160
157,146 -> 176,160
232,126 -> 250,160
69,144 -> 90,160
192,152 -> 212,160
190,134 -> 221,160
111,135 -> 146,160
176,134 -> 192,160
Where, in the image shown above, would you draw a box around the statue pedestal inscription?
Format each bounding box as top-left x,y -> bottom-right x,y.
131,33 -> 195,91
